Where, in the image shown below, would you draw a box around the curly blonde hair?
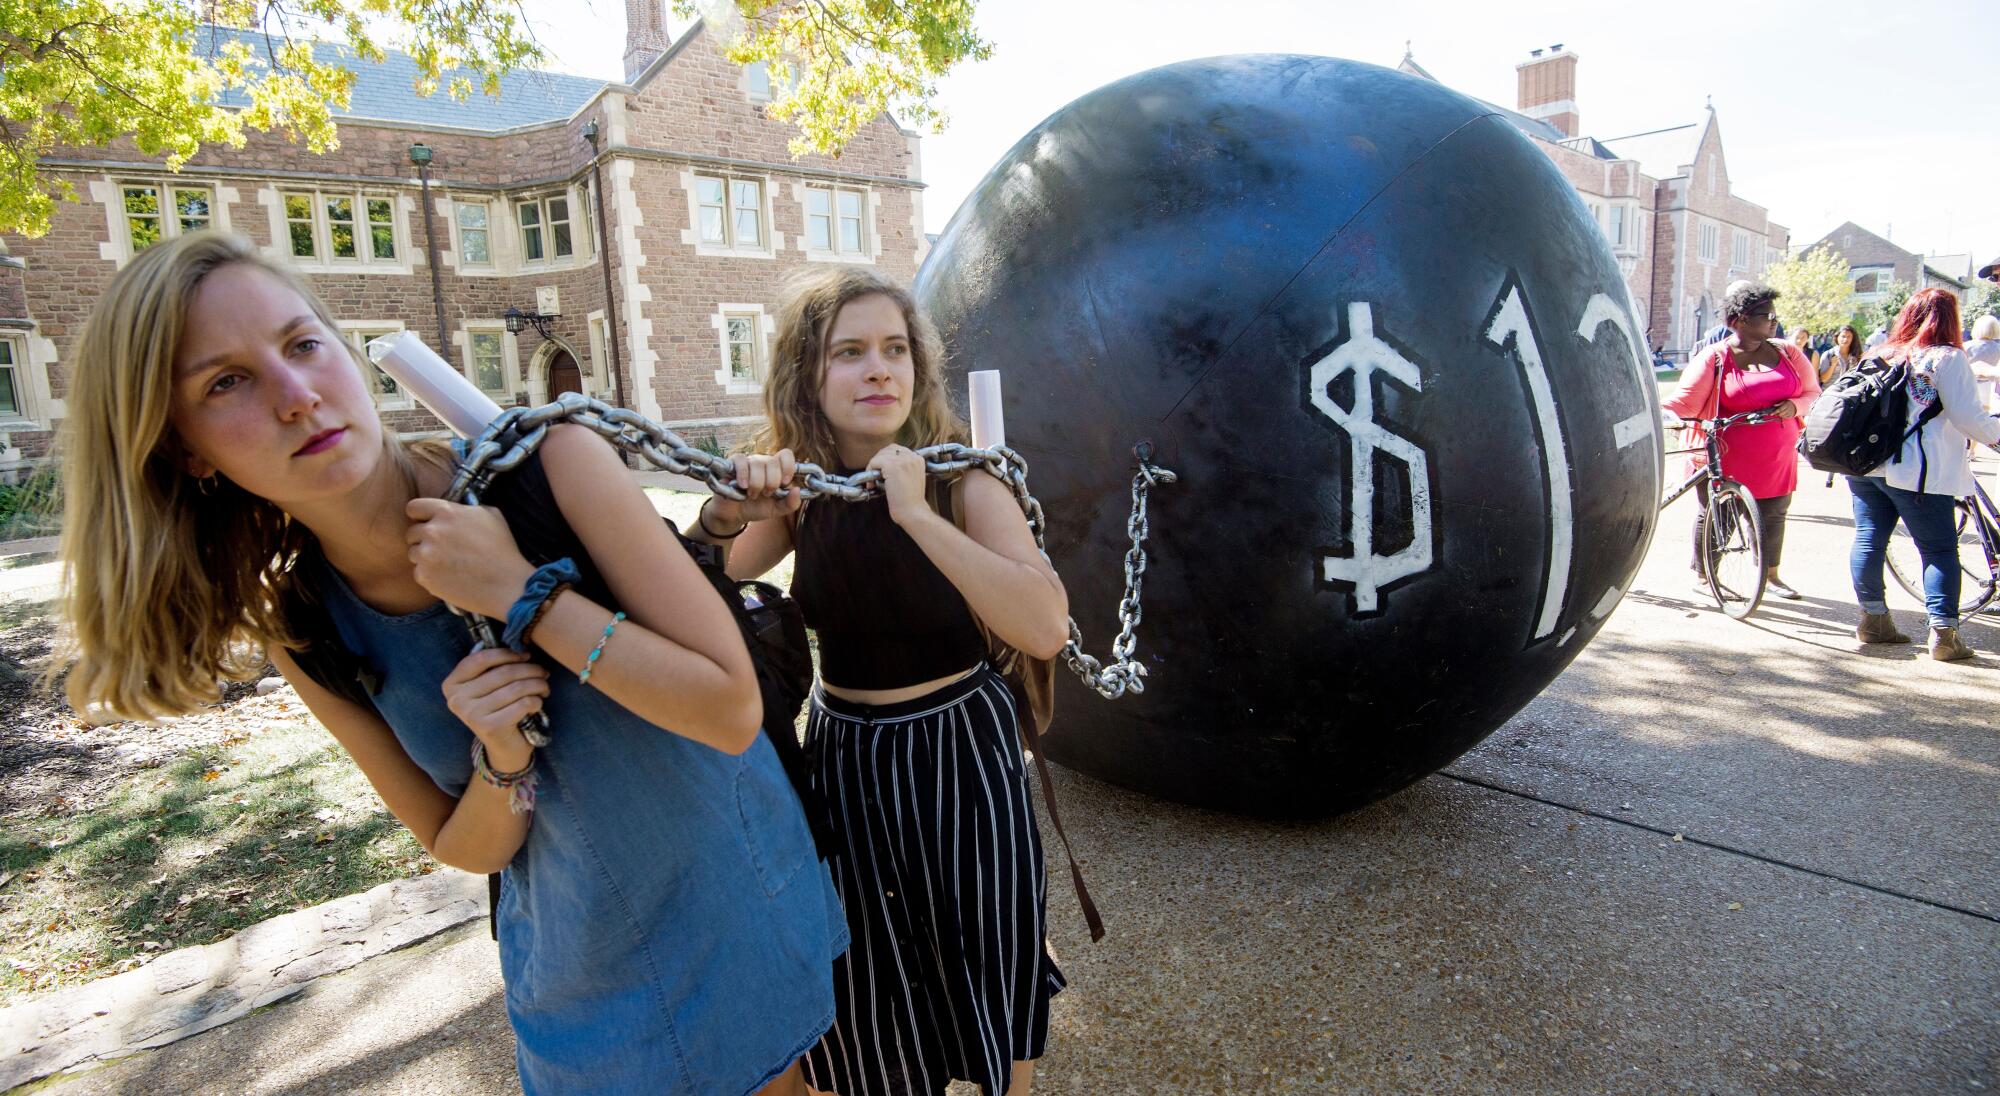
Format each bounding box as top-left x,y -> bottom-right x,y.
750,266 -> 965,466
52,231 -> 433,721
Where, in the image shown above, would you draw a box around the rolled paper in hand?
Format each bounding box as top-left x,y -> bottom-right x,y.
367,331 -> 504,439
968,369 -> 1005,450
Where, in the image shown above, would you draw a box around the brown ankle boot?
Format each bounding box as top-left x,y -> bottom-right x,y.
1929,626 -> 1976,662
1856,612 -> 1911,644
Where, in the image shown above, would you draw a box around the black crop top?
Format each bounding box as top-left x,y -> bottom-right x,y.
791,483 -> 986,689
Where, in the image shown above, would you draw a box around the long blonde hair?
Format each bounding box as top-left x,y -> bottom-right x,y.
751,266 -> 965,466
53,231 -> 415,721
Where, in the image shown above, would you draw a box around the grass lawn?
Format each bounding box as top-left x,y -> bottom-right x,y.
0,487 -> 788,1007
0,722 -> 430,1004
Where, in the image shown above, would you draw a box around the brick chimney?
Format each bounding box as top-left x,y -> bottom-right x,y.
1515,44 -> 1580,138
624,0 -> 671,83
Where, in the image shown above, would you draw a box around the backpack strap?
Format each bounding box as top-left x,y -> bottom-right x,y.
1881,354 -> 1946,465
937,476 -> 1105,942
278,546 -> 379,710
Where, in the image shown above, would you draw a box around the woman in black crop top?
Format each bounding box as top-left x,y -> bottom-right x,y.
688,267 -> 1072,1096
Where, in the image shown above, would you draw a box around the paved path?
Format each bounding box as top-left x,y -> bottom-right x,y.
15,463 -> 1999,1094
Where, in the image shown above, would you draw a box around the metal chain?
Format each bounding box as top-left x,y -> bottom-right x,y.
1060,456 -> 1174,699
443,393 -> 1175,705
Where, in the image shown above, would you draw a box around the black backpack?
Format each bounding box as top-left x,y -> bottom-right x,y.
1798,354 -> 1941,477
281,451 -> 827,928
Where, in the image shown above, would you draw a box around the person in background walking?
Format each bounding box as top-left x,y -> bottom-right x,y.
1820,325 -> 1864,386
1846,289 -> 2000,660
1965,314 -> 2000,412
1662,281 -> 1820,601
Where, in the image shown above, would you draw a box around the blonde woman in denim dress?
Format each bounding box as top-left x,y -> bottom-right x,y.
53,233 -> 848,1095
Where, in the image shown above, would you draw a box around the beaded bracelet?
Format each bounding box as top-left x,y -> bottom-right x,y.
578,611 -> 625,687
470,739 -> 538,814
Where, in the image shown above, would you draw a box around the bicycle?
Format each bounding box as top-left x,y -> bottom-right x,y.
1883,473 -> 2000,616
1660,409 -> 1780,619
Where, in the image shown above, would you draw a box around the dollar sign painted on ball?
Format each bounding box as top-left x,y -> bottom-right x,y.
1307,302 -> 1433,614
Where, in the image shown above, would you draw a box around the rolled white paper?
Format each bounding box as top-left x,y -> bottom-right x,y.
968,369 -> 1005,450
366,331 -> 504,439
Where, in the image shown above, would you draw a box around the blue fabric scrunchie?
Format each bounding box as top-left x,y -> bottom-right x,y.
502,557 -> 582,651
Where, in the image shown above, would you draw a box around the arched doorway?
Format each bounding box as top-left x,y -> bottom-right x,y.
548,348 -> 582,398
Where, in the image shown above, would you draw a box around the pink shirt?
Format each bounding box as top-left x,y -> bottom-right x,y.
1661,340 -> 1821,499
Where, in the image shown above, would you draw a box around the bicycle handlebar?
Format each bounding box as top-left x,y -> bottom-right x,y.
1663,407 -> 1784,432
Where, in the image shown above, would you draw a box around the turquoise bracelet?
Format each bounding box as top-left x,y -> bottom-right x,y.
578,611 -> 625,686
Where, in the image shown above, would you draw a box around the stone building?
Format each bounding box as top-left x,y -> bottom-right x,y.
1400,44 -> 1789,361
1796,221 -> 1970,312
0,3 -> 927,474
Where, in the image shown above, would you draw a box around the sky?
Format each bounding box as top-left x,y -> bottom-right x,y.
518,0 -> 1999,271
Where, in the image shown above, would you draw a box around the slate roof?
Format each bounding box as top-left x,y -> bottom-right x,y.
1399,48 -> 1721,174
1558,135 -> 1617,160
195,26 -> 606,132
1927,253 -> 1974,281
1599,124 -> 1701,180
1487,101 -> 1566,143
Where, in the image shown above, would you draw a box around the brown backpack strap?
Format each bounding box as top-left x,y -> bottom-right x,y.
945,474 -> 1104,942
1019,709 -> 1105,942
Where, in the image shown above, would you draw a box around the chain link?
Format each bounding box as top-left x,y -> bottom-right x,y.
443,392 -> 1175,704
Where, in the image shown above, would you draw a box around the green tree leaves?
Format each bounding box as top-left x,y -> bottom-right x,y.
678,0 -> 989,158
1765,245 -> 1856,338
1961,281 -> 2000,327
0,0 -> 546,237
1,1 -> 990,237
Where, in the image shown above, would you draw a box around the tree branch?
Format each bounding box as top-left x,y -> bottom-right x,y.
0,20 -> 119,65
803,0 -> 887,52
45,39 -> 177,122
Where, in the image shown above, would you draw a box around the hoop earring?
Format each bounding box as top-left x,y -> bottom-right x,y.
196,475 -> 218,497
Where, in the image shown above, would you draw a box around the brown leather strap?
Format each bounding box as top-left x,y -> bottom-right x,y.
1021,711 -> 1105,942
942,474 -> 1104,942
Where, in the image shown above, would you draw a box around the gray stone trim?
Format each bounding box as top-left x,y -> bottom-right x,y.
0,869 -> 486,1091
38,148 -> 920,198
616,146 -> 923,190
36,159 -> 583,196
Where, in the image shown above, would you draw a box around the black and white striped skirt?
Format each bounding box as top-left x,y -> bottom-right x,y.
800,665 -> 1066,1096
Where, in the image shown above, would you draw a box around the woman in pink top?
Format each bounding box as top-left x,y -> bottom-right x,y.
1661,282 -> 1821,599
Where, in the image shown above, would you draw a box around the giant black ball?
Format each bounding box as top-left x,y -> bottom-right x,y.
914,55 -> 1662,818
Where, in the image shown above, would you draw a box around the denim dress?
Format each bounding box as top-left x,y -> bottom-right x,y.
312,563 -> 849,1095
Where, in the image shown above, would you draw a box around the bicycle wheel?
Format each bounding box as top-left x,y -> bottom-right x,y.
1701,485 -> 1764,619
1884,501 -> 2000,614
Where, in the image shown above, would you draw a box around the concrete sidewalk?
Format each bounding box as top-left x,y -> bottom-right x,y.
20,464 -> 2000,1094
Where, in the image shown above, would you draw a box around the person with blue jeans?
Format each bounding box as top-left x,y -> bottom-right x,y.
1849,288 -> 2000,661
